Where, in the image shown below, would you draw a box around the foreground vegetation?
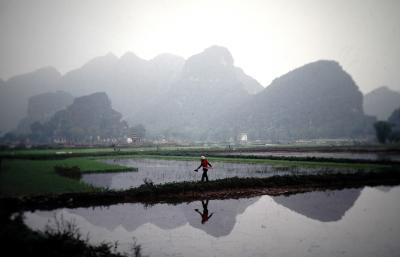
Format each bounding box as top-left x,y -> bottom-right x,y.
0,212 -> 146,257
0,158 -> 135,196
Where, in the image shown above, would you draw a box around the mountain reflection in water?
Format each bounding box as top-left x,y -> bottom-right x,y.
273,188 -> 362,222
27,197 -> 259,238
24,186 -> 400,257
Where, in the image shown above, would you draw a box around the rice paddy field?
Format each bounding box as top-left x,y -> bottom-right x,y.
1,145 -> 400,257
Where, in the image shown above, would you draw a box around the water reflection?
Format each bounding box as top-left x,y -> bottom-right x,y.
273,189 -> 362,222
222,151 -> 400,161
82,158 -> 372,190
194,200 -> 214,224
182,198 -> 260,237
24,187 -> 400,257
26,197 -> 258,238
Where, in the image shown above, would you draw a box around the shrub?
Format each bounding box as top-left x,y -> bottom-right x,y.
54,165 -> 82,179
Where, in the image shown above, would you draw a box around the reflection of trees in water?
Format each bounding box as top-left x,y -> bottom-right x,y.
273,188 -> 362,222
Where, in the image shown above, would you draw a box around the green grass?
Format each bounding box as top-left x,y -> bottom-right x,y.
48,158 -> 136,174
103,154 -> 395,170
4,143 -> 398,158
0,158 -> 135,196
2,145 -> 399,168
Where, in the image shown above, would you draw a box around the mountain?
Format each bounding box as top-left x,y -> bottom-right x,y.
0,53 -> 186,135
149,53 -> 186,87
0,79 -> 4,135
58,52 -> 187,128
0,47 -> 377,142
35,92 -> 127,143
15,91 -> 74,134
0,47 -> 262,140
363,86 -> 400,120
224,60 -> 375,141
140,45 -> 264,140
235,67 -> 264,95
0,67 -> 61,133
388,107 -> 400,130
57,46 -> 263,140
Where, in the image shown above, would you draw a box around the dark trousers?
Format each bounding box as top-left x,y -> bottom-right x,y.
201,168 -> 209,182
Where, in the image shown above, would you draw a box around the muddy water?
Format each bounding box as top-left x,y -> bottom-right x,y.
220,151 -> 400,161
81,158 -> 366,189
24,186 -> 400,257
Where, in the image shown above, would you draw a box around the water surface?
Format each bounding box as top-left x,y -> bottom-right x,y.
82,158 -> 367,189
221,151 -> 400,161
24,186 -> 400,257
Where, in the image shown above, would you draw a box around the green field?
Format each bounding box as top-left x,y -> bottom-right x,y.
102,154 -> 394,169
0,158 -> 135,196
0,145 -> 221,156
1,146 -> 398,197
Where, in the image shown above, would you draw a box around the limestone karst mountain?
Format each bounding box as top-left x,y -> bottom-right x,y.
15,91 -> 74,134
35,92 -> 128,143
140,45 -> 263,140
363,86 -> 400,120
222,60 -> 376,141
0,47 -> 377,142
0,67 -> 61,133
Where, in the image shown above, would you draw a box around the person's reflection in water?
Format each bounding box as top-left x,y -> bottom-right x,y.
195,200 -> 214,224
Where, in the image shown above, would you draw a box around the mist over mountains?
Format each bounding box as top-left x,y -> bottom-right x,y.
139,46 -> 263,140
364,86 -> 400,121
15,91 -> 74,134
0,45 -> 389,142
41,92 -> 128,144
0,67 -> 62,134
223,60 -> 376,141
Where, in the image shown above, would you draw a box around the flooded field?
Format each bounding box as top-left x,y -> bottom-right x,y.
82,158 -> 368,189
23,186 -> 400,257
219,151 -> 400,161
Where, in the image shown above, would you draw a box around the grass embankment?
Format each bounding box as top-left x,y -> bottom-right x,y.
0,158 -> 135,197
3,169 -> 399,212
108,169 -> 400,199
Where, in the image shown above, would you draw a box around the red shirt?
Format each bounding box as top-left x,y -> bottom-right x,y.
201,159 -> 209,168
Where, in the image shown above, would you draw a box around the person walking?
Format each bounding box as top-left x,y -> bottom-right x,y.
194,155 -> 212,182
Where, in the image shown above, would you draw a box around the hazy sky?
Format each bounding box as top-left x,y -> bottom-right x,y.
0,0 -> 399,93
